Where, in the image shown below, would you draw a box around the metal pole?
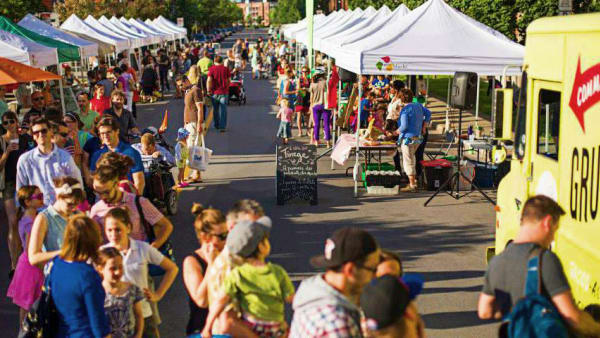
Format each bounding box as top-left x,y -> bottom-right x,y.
475,74 -> 480,126
491,77 -> 496,138
56,55 -> 67,114
354,76 -> 362,197
446,77 -> 451,108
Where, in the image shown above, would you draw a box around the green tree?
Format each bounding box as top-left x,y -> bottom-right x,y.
270,0 -> 302,25
0,0 -> 43,22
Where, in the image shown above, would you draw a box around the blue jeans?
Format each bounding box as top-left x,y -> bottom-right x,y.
212,94 -> 228,130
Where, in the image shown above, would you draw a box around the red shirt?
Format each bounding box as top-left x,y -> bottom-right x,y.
90,96 -> 111,115
208,64 -> 231,96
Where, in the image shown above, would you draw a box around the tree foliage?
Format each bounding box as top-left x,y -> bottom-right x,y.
270,0 -> 303,26
55,0 -> 167,22
0,0 -> 43,22
56,0 -> 240,33
345,0 -> 600,43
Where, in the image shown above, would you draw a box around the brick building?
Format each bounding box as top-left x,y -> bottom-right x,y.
235,0 -> 272,26
328,0 -> 348,12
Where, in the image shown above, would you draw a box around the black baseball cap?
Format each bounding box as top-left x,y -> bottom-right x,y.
310,227 -> 378,269
361,275 -> 411,331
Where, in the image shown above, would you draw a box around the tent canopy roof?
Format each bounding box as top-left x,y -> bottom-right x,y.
18,14 -> 98,58
0,56 -> 61,85
60,14 -> 128,53
0,15 -> 79,62
0,29 -> 58,68
335,0 -> 524,76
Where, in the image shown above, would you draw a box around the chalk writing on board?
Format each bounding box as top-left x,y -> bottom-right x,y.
276,144 -> 318,205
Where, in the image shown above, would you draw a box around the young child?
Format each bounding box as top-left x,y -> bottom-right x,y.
202,219 -> 295,337
6,186 -> 45,328
175,127 -> 190,188
98,247 -> 145,338
276,98 -> 293,144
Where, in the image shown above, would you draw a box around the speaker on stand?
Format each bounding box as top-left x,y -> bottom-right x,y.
424,72 -> 495,206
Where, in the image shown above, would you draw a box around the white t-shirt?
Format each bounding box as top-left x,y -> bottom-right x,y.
279,45 -> 287,57
101,238 -> 164,318
386,97 -> 403,121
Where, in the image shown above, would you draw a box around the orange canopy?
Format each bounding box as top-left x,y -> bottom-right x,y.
0,57 -> 61,86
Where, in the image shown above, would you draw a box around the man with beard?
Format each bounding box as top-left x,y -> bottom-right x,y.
102,90 -> 139,143
22,91 -> 46,125
290,228 -> 381,338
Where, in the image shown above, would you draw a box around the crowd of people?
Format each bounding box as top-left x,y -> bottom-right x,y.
273,49 -> 432,192
2,30 -> 600,338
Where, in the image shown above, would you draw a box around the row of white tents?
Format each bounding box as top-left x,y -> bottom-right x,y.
0,14 -> 187,70
283,0 -> 524,76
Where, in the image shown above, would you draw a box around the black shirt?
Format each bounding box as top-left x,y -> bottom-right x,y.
186,252 -> 208,335
102,108 -> 137,143
1,134 -> 35,182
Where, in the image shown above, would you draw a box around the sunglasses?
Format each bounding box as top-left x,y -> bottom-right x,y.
2,119 -> 16,126
32,128 -> 49,136
30,193 -> 44,201
32,97 -> 44,102
208,231 -> 228,241
58,132 -> 69,138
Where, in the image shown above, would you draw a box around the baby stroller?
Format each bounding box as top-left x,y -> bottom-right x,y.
141,156 -> 178,215
229,73 -> 247,105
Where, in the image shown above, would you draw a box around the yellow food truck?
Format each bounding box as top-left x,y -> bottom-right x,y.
493,13 -> 600,310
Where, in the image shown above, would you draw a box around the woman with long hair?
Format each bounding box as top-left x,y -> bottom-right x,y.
101,207 -> 178,338
182,204 -> 228,337
28,177 -> 84,266
0,111 -> 34,275
48,214 -> 110,337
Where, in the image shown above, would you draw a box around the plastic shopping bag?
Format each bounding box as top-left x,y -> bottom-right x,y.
187,135 -> 212,171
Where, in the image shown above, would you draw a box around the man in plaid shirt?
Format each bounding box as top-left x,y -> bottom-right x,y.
290,228 -> 381,337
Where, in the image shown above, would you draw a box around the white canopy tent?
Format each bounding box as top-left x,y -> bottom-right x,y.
117,18 -> 159,45
18,14 -> 98,58
293,9 -> 354,43
334,0 -> 524,76
0,29 -> 58,67
149,19 -> 185,40
94,16 -> 143,48
127,18 -> 172,42
61,14 -> 129,54
107,16 -> 153,46
321,5 -> 410,57
155,15 -> 187,37
286,11 -> 342,40
83,15 -> 133,49
313,6 -> 379,50
143,19 -> 179,40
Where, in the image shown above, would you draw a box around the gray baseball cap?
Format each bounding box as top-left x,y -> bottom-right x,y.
226,216 -> 272,257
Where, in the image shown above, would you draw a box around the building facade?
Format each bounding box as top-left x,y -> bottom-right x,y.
236,0 -> 271,26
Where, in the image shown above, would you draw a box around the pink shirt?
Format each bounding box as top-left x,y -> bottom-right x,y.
90,192 -> 164,241
278,107 -> 293,123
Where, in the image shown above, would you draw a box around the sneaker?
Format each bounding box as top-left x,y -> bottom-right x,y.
177,182 -> 190,188
400,185 -> 417,193
219,129 -> 227,133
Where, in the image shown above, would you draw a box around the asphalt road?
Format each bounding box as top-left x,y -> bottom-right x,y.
0,30 -> 500,337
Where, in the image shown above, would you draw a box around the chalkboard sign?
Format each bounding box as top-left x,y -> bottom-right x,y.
276,144 -> 318,205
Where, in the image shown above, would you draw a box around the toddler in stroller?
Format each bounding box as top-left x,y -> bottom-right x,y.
132,129 -> 178,215
229,71 -> 247,105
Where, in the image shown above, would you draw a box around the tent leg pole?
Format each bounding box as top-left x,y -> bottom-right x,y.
446,77 -> 451,108
57,56 -> 67,114
491,77 -> 496,138
332,79 -> 341,170
475,75 -> 480,126
354,76 -> 362,198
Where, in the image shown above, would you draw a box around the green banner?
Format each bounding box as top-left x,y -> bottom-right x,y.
306,0 -> 314,69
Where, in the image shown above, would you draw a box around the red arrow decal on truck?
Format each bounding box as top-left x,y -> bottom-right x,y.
569,56 -> 600,132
